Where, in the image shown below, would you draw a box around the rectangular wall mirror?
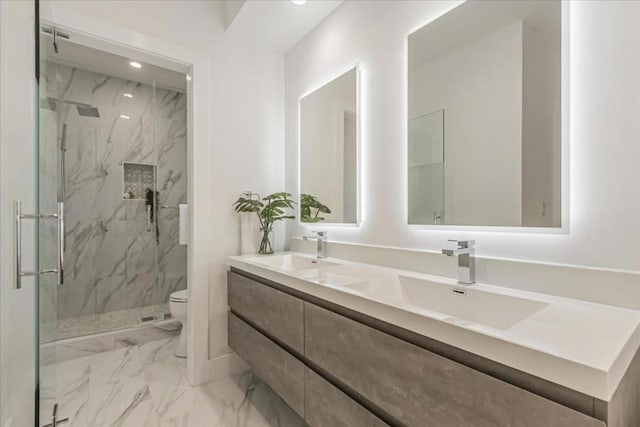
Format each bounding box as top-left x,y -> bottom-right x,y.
408,0 -> 561,227
300,66 -> 359,225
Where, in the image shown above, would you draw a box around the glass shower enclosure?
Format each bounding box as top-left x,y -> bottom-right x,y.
36,19 -> 188,426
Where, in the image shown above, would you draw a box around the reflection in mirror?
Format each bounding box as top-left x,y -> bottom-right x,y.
409,110 -> 444,225
408,1 -> 561,227
300,67 -> 358,224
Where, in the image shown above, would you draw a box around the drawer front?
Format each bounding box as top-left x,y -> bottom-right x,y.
304,303 -> 605,427
228,271 -> 304,353
305,368 -> 389,427
228,312 -> 305,417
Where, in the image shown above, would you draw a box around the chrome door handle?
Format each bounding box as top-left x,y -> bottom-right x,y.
57,202 -> 64,286
13,200 -> 64,289
14,201 -> 36,289
146,205 -> 152,232
14,201 -> 23,289
14,201 -> 20,289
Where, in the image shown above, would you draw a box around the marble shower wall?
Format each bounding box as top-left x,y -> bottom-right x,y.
49,62 -> 187,320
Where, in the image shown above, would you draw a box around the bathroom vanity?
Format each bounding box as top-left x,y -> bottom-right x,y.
227,253 -> 640,427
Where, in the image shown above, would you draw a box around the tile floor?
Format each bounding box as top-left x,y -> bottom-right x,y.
41,321 -> 181,366
40,337 -> 306,427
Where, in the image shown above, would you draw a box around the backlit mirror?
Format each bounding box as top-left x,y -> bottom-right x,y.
300,67 -> 359,224
408,1 -> 561,227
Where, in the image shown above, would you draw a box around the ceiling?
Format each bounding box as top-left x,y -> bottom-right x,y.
409,0 -> 561,68
225,0 -> 344,53
42,0 -> 345,87
43,36 -> 187,91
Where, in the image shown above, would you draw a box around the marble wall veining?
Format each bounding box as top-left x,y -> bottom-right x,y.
49,62 -> 187,321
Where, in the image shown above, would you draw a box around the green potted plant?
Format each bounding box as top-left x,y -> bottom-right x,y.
232,191 -> 296,254
300,193 -> 331,223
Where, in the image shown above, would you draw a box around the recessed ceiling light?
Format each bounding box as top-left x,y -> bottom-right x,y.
123,93 -> 133,98
291,0 -> 307,4
120,114 -> 130,120
129,61 -> 142,69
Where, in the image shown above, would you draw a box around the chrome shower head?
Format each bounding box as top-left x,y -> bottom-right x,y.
75,105 -> 100,117
43,97 -> 100,118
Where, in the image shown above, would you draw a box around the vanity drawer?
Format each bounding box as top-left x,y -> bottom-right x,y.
228,270 -> 304,353
228,312 -> 305,417
304,302 -> 605,427
305,368 -> 389,427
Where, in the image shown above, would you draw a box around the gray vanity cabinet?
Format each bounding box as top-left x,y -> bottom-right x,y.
304,303 -> 605,427
228,270 -> 304,353
305,368 -> 389,427
228,313 -> 305,417
227,269 -> 617,427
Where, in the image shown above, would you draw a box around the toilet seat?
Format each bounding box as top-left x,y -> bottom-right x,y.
170,289 -> 188,303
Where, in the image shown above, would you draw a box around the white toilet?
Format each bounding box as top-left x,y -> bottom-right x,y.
169,289 -> 188,358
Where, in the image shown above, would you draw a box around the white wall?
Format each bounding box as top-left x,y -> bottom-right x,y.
0,2 -> 37,425
410,21 -> 523,226
285,0 -> 640,273
34,0 -> 285,371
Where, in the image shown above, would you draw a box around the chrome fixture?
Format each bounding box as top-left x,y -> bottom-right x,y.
42,403 -> 69,427
303,231 -> 328,259
146,205 -> 153,232
41,26 -> 69,54
42,97 -> 101,118
442,239 -> 475,284
58,123 -> 67,203
14,201 -> 64,289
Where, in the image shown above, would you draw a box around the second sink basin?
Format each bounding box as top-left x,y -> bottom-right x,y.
250,254 -> 339,272
294,265 -> 391,287
345,275 -> 548,330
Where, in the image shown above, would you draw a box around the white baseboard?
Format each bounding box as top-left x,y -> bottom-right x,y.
208,351 -> 248,381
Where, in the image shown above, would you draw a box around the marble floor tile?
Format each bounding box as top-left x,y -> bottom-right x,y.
115,323 -> 181,348
88,376 -> 158,427
137,337 -> 185,371
53,335 -> 116,364
90,346 -> 144,383
43,338 -> 305,427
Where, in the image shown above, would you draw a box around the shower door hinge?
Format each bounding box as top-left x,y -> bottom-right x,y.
42,403 -> 69,427
41,27 -> 70,54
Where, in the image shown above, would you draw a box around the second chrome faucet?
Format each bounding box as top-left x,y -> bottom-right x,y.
442,239 -> 475,284
303,231 -> 328,259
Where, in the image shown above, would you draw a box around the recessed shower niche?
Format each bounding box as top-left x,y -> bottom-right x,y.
123,162 -> 156,200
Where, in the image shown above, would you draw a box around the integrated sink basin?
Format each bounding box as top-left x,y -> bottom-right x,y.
249,254 -> 339,272
246,254 -> 548,330
294,264 -> 391,287
345,275 -> 549,330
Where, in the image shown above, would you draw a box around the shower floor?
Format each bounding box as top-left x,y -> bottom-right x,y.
54,303 -> 171,341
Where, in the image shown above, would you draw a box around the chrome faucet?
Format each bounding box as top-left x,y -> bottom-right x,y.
303,231 -> 328,259
442,240 -> 475,284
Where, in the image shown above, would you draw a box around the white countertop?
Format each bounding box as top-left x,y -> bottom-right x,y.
228,252 -> 640,401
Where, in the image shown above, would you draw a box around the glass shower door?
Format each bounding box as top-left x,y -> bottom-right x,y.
37,20 -> 64,427
30,15 -> 190,425
152,79 -> 189,324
